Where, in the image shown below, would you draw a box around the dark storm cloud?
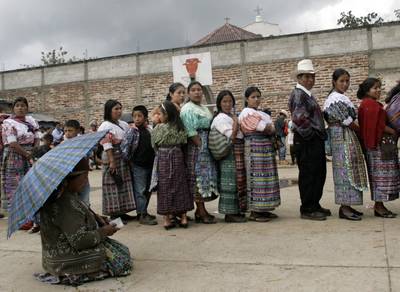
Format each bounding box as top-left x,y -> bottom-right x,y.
0,0 -> 342,70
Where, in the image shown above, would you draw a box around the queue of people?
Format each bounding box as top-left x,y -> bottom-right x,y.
1,58 -> 400,286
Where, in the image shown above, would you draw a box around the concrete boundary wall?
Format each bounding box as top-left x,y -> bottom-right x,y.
1,22 -> 400,91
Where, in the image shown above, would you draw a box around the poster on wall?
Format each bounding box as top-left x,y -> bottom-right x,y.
172,52 -> 212,87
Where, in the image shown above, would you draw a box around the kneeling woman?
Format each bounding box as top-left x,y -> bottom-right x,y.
239,87 -> 281,222
210,90 -> 247,222
38,159 -> 132,286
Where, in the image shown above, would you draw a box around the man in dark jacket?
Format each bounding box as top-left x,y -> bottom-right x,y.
288,59 -> 330,221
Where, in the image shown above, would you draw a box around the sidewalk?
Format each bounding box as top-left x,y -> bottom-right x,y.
0,163 -> 398,291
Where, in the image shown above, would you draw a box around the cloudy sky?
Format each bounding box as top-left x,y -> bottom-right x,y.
0,0 -> 398,71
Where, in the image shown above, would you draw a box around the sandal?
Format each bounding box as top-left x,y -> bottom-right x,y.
248,212 -> 270,222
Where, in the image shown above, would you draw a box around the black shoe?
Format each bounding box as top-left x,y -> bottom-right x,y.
317,207 -> 331,216
0,213 -> 4,219
374,210 -> 397,218
120,214 -> 138,221
264,211 -> 278,219
146,213 -> 156,220
225,214 -> 247,223
301,211 -> 327,221
164,222 -> 176,230
349,207 -> 363,216
339,207 -> 361,221
140,214 -> 158,225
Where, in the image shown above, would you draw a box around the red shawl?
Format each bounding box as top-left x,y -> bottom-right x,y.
358,98 -> 386,150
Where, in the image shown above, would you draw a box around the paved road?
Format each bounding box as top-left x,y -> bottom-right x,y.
0,163 -> 399,291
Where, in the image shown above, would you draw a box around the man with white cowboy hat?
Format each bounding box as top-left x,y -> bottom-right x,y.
274,109 -> 289,164
288,59 -> 329,221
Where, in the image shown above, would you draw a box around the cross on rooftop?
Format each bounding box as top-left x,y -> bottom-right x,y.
254,5 -> 263,15
224,17 -> 230,23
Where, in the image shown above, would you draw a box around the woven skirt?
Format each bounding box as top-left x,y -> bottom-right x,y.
244,134 -> 280,212
156,146 -> 194,215
365,147 -> 400,202
330,126 -> 368,205
1,145 -> 32,211
218,139 -> 247,214
186,130 -> 219,202
102,146 -> 136,216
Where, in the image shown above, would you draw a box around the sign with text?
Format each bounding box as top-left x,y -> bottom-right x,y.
172,52 -> 212,87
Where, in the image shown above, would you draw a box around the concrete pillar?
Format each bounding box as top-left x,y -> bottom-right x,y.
240,42 -> 248,100
303,34 -> 310,58
136,53 -> 142,99
39,67 -> 45,112
0,72 -> 4,91
83,61 -> 90,126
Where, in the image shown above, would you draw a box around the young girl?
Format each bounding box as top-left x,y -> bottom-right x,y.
358,78 -> 399,218
151,100 -> 194,229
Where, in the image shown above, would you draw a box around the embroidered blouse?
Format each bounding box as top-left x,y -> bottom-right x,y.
2,115 -> 39,145
323,91 -> 357,126
238,107 -> 273,134
98,120 -> 129,151
180,101 -> 213,137
151,123 -> 187,150
211,112 -> 243,139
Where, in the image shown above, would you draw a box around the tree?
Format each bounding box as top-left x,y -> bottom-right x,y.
337,11 -> 384,28
40,47 -> 69,65
395,9 -> 400,20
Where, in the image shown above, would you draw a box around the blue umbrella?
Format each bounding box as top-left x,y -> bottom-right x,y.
7,130 -> 108,238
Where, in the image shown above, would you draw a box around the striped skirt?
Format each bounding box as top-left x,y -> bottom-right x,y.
102,146 -> 136,216
1,145 -> 32,211
244,134 -> 280,212
186,130 -> 219,202
218,139 -> 247,214
365,147 -> 400,202
157,146 -> 194,215
330,126 -> 368,205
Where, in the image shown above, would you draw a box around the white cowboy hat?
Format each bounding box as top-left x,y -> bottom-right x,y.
296,59 -> 316,76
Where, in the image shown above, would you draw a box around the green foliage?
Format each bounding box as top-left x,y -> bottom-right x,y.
337,11 -> 384,28
395,9 -> 400,20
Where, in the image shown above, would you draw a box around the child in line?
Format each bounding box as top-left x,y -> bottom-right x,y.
32,133 -> 53,161
151,101 -> 193,229
63,120 -> 91,206
122,106 -> 157,225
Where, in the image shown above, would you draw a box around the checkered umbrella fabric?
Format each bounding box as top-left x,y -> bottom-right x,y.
7,130 -> 108,238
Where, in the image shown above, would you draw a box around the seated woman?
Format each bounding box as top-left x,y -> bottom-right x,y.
37,159 -> 133,286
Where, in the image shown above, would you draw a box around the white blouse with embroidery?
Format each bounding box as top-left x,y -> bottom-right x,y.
98,120 -> 129,151
2,115 -> 39,145
210,113 -> 244,139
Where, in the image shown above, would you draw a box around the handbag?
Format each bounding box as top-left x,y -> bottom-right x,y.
208,128 -> 231,160
380,133 -> 397,160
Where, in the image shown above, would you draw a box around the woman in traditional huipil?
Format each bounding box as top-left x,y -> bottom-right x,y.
180,81 -> 219,224
239,87 -> 280,222
152,100 -> 193,229
98,100 -> 136,221
1,97 -> 39,223
210,90 -> 247,223
358,78 -> 400,218
323,69 -> 368,220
